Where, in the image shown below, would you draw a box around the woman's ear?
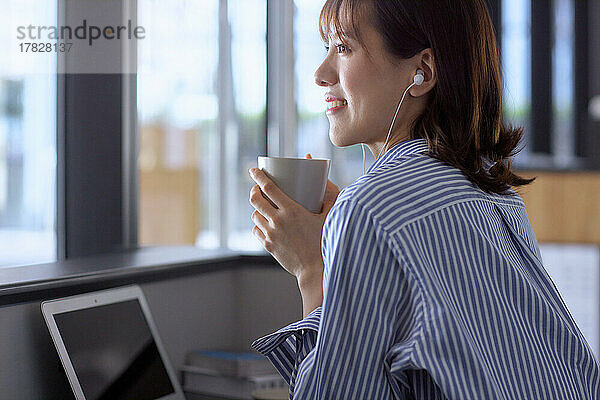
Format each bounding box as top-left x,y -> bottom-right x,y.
411,48 -> 436,96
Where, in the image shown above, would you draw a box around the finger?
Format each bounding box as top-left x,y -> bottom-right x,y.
249,185 -> 278,223
252,225 -> 266,242
319,200 -> 336,215
323,180 -> 340,203
251,210 -> 271,233
249,168 -> 291,209
261,191 -> 279,209
323,193 -> 338,204
252,225 -> 274,253
326,179 -> 339,191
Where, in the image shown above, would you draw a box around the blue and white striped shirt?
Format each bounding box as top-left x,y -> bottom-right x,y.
252,138 -> 600,399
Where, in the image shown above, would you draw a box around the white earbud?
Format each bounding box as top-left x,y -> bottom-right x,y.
414,69 -> 425,86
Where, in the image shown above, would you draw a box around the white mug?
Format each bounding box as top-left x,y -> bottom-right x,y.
257,156 -> 331,213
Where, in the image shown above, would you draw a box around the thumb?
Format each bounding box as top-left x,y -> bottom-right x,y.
320,200 -> 336,215
305,153 -> 312,159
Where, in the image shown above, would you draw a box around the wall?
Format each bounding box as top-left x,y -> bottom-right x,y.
517,171 -> 600,244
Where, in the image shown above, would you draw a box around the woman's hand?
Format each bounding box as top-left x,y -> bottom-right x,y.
249,154 -> 340,291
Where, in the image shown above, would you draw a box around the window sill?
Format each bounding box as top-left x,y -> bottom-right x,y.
0,246 -> 275,305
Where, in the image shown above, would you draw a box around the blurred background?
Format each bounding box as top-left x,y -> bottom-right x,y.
0,0 -> 599,354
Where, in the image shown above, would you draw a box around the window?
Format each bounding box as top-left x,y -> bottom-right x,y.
551,0 -> 574,165
137,0 -> 266,250
501,0 -> 599,169
138,0 -> 220,247
0,1 -> 57,267
501,0 -> 532,162
136,0 -> 598,252
227,0 -> 267,250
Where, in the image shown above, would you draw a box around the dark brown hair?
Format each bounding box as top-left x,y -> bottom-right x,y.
319,0 -> 535,195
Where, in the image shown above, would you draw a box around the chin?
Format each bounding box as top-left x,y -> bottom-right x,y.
328,129 -> 360,148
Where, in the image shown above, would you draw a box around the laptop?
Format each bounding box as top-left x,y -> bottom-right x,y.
41,285 -> 186,400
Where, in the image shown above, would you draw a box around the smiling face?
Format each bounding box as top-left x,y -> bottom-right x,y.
314,17 -> 418,151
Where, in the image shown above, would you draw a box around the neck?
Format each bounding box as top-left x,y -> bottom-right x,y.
366,132 -> 410,159
367,91 -> 428,158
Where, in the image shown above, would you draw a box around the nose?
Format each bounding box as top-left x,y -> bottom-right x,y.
314,56 -> 338,87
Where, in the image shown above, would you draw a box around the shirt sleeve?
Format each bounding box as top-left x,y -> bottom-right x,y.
295,199 -> 422,399
251,306 -> 321,390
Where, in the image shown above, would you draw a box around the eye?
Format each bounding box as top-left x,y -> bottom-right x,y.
335,44 -> 349,54
323,42 -> 350,55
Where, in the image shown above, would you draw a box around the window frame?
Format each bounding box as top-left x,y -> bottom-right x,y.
56,0 -> 137,260
266,0 -> 296,159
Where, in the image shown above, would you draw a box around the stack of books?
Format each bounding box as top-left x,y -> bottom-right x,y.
181,350 -> 287,400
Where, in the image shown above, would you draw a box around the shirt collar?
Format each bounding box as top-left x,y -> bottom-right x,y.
367,138 -> 429,174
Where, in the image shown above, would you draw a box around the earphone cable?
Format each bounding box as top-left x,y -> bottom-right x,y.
361,70 -> 423,175
378,81 -> 417,160
362,143 -> 366,175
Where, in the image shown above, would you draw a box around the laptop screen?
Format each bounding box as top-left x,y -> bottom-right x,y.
54,299 -> 175,400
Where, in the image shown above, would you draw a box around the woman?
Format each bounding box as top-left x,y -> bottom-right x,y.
248,0 -> 600,398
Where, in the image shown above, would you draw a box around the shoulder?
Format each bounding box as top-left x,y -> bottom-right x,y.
336,154 -> 524,232
322,197 -> 389,254
337,153 -> 471,214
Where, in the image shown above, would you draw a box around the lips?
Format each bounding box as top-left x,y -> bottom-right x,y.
326,97 -> 348,111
